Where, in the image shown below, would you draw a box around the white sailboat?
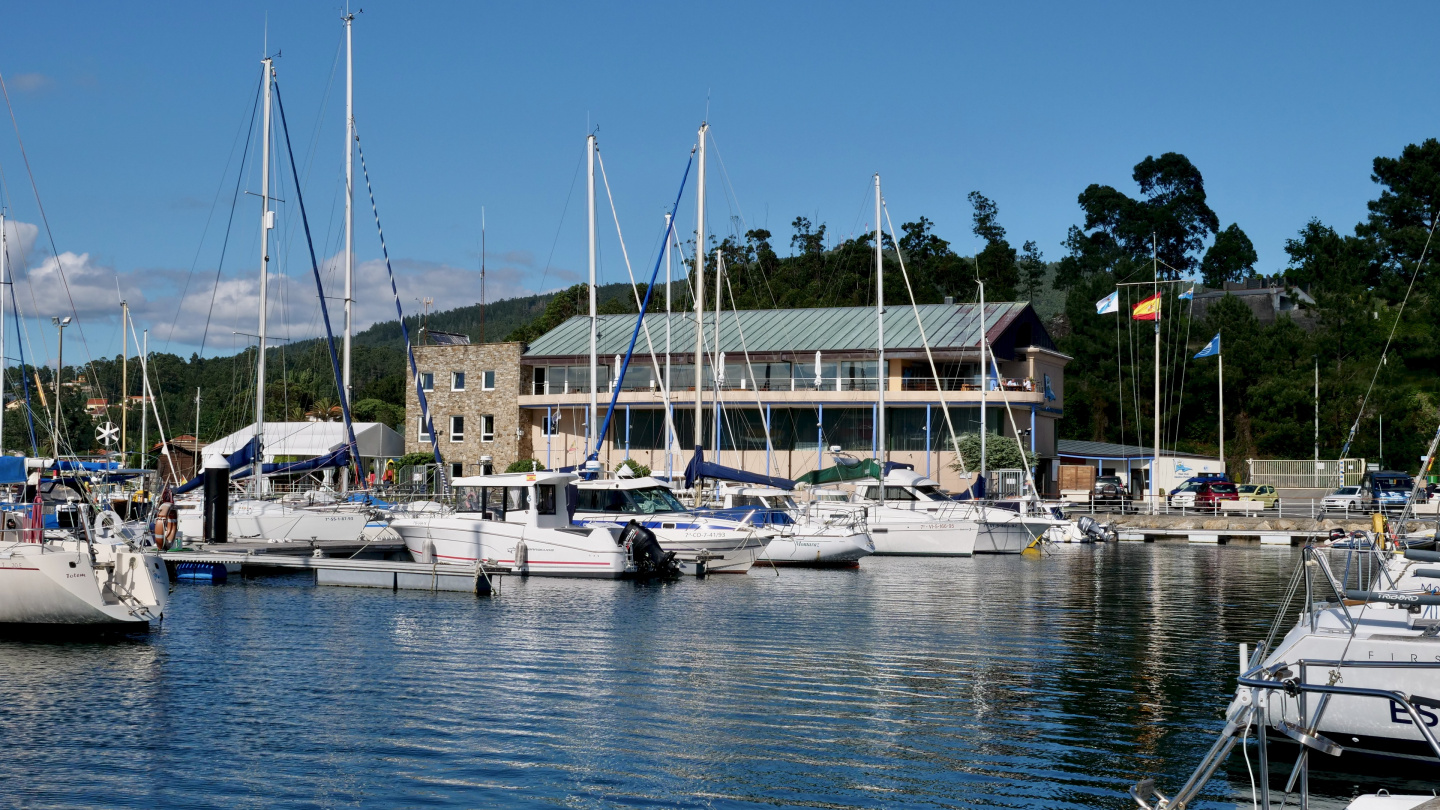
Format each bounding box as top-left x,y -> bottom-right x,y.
713,483 -> 873,566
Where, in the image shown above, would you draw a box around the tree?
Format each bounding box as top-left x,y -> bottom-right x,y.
1200,223 -> 1258,287
968,192 -> 1019,299
1019,240 -> 1045,301
948,432 -> 1031,474
504,459 -> 545,473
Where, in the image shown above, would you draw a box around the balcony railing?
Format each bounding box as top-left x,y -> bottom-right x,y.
527,375 -> 1039,396
900,376 -> 1037,393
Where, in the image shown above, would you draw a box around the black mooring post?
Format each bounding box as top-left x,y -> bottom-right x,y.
203,454 -> 230,543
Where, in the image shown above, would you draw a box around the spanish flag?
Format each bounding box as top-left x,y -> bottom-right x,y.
1132,292 -> 1162,321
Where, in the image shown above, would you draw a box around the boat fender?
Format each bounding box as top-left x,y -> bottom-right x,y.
420,541 -> 436,565
154,502 -> 178,550
514,539 -> 528,570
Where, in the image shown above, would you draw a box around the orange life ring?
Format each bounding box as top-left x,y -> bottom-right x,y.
154,501 -> 178,549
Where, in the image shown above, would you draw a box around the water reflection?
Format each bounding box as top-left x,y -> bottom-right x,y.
0,544 -> 1386,807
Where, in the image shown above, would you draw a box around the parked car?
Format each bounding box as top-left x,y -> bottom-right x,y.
1236,484 -> 1279,509
1322,486 -> 1363,513
1168,480 -> 1203,507
1091,475 -> 1131,506
1363,471 -> 1427,513
1193,481 -> 1239,512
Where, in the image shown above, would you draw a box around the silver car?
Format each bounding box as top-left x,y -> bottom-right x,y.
1322,486 -> 1363,513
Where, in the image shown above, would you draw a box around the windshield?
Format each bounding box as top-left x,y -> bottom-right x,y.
1097,477 -> 1122,486
1173,481 -> 1201,494
1209,484 -> 1238,494
1374,477 -> 1413,491
576,485 -> 685,514
1238,485 -> 1257,494
1335,487 -> 1358,496
913,485 -> 946,500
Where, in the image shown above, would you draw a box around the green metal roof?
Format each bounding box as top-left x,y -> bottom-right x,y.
522,302 -> 1034,359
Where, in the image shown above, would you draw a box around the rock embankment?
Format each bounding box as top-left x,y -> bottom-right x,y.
1103,515 -> 1371,533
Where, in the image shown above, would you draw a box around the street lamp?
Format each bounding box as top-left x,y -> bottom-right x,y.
50,316 -> 70,458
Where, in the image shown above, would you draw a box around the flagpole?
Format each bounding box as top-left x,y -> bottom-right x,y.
1218,351 -> 1224,465
1152,235 -> 1159,505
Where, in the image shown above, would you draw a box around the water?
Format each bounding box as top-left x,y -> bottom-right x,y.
0,544 -> 1419,808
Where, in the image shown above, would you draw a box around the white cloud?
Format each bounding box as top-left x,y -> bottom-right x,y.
8,73 -> 53,93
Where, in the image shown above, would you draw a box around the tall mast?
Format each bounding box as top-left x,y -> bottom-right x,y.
875,173 -> 885,465
121,301 -> 128,463
693,122 -> 707,504
664,212 -> 673,480
139,329 -> 148,473
0,211 -> 6,457
978,280 -> 987,483
586,133 -> 598,458
1152,234 -> 1160,500
255,55 -> 274,498
713,250 -> 722,458
342,9 -> 354,410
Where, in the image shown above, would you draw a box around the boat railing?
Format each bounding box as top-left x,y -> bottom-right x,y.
1132,653 -> 1440,809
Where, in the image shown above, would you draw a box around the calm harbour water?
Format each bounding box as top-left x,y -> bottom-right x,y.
1,544 -> 1430,808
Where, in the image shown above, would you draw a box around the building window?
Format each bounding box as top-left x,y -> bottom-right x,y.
420,372 -> 434,391
451,372 -> 465,391
450,415 -> 464,443
418,416 -> 432,443
482,370 -> 496,391
480,414 -> 495,443
451,462 -> 464,479
541,413 -> 559,435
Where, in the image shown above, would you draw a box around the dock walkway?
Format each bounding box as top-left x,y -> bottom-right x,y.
161,548 -> 509,594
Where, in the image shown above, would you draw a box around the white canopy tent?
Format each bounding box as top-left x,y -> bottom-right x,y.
209,422 -> 404,463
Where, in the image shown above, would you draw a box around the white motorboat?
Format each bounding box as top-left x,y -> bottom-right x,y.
0,509 -> 167,630
574,477 -> 770,573
391,471 -> 632,578
173,496 -> 370,544
810,486 -> 977,557
852,469 -> 1064,553
713,483 -> 873,567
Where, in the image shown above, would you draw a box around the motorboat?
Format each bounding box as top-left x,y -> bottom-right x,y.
390,471 -> 633,578
0,506 -> 168,630
712,483 -> 873,567
574,476 -> 771,573
810,484 -> 978,557
846,468 -> 1064,554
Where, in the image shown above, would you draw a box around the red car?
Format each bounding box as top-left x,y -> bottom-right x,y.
1194,482 -> 1239,511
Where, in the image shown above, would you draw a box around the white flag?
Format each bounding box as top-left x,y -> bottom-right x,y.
1095,290 -> 1119,314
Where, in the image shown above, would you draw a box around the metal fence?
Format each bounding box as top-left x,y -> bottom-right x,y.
1245,458 -> 1365,488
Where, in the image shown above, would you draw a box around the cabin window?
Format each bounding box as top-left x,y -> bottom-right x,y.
536,485 -> 557,515
482,370 -> 496,391
883,486 -> 918,501
449,415 -> 464,443
455,487 -> 483,512
505,486 -> 530,512
418,416 -> 433,443
480,415 -> 495,443
420,372 -> 434,391
451,372 -> 466,391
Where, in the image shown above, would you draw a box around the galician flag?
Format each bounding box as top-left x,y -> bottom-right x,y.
1095,290 -> 1119,314
1179,285 -> 1195,300
1194,333 -> 1220,359
1132,292 -> 1162,320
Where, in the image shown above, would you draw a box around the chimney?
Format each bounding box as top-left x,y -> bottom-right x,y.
944,295 -> 954,305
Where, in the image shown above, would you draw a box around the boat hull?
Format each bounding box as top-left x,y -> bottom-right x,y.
392,518 -> 627,578
0,542 -> 167,627
576,517 -> 766,574
176,500 -> 369,543
759,530 -> 873,566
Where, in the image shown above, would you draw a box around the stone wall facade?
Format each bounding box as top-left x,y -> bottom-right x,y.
405,342 -> 531,476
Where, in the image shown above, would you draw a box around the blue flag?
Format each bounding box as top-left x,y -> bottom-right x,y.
1179,285 -> 1195,300
1095,290 -> 1119,314
1194,333 -> 1220,359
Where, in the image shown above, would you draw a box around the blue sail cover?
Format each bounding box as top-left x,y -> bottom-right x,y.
231,445 -> 352,481
0,456 -> 23,485
172,437 -> 259,495
683,447 -> 796,491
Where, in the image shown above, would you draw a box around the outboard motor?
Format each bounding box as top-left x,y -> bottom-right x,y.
1076,515 -> 1115,543
618,520 -> 679,579
1328,527 -> 1348,544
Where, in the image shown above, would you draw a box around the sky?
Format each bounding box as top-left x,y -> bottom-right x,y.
0,1 -> 1437,371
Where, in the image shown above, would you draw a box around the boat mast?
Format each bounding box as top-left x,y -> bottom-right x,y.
693,122 -> 707,505
713,250 -> 722,458
120,301 -> 127,464
978,280 -> 986,485
875,173 -> 885,465
664,212 -> 673,480
587,133 -> 598,459
0,210 -> 6,457
342,8 -> 355,492
1152,234 -> 1160,502
255,55 -> 274,498
139,329 -> 148,473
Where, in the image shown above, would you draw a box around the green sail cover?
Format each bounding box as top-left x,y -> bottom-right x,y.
795,458 -> 883,486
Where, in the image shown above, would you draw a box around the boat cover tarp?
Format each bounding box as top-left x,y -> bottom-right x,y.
951,475 -> 985,500
683,447 -> 796,491
230,445 -> 352,481
794,458 -> 881,486
0,456 -> 24,484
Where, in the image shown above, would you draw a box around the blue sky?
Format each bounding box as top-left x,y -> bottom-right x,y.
0,2 -> 1435,368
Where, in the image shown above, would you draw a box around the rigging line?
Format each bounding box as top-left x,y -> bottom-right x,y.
703,130 -> 776,308
1168,292 -> 1196,453
1116,283 -> 1126,453
1127,288 -> 1143,449
536,148 -> 586,296
1340,211 -> 1440,456
353,126 -> 445,477
883,200 -> 966,475
0,71 -> 111,405
593,145 -> 683,455
196,77 -> 263,358
721,260 -> 774,460
7,272 -> 37,453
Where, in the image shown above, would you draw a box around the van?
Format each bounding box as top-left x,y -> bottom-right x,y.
1362,471 -> 1425,512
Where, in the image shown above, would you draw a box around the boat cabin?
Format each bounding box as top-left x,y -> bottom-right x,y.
451,471 -> 577,530
853,469 -> 950,504
573,476 -> 688,516
715,483 -> 799,512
